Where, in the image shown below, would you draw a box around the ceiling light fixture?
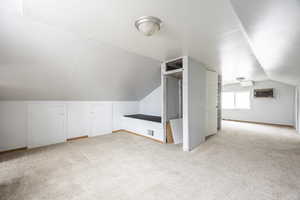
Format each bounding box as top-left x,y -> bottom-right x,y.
135,16 -> 162,36
236,77 -> 246,82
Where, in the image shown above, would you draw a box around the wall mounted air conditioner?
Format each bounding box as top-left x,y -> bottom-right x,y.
254,88 -> 274,98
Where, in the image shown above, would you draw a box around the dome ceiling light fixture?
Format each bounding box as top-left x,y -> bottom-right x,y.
134,16 -> 162,36
236,77 -> 246,82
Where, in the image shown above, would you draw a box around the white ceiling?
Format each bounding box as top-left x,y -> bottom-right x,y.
0,0 -> 160,100
1,0 -> 299,100
230,0 -> 300,85
22,0 -> 268,83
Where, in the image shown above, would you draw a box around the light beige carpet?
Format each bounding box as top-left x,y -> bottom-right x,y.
1,121 -> 300,200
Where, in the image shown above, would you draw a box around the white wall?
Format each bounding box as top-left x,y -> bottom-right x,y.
113,102 -> 139,130
166,76 -> 180,120
139,86 -> 161,116
0,101 -> 138,151
139,79 -> 180,118
223,80 -> 295,126
183,57 -> 207,151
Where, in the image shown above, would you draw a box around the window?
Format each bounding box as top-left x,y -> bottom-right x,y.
222,92 -> 235,109
222,91 -> 250,109
235,92 -> 250,109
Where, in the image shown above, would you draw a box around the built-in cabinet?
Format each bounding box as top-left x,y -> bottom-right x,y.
28,103 -> 115,148
67,103 -> 90,139
28,103 -> 67,148
89,103 -> 113,136
0,101 -> 138,151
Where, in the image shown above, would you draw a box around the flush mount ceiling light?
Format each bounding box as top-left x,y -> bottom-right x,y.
134,16 -> 162,36
236,77 -> 246,82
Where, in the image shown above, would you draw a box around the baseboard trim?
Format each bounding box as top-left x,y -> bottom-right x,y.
223,119 -> 294,128
113,129 -> 164,144
0,147 -> 27,154
67,135 -> 88,141
1,131 -> 162,154
112,129 -> 123,133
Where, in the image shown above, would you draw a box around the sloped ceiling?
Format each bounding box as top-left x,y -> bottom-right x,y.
230,0 -> 300,85
20,0 -> 268,85
0,0 -> 161,100
2,0 -> 299,101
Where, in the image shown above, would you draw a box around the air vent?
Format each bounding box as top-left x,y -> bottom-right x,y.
147,130 -> 154,136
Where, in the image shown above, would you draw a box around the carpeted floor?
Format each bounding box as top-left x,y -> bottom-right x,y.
1,121 -> 300,200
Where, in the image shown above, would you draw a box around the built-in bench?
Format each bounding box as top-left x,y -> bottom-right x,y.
123,114 -> 161,123
120,114 -> 164,143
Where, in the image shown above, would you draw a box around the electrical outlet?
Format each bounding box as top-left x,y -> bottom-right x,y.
147,130 -> 154,136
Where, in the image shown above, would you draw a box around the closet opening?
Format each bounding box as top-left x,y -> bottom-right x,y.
163,66 -> 183,144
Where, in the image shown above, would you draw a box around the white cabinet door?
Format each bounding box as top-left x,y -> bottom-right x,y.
206,71 -> 218,136
28,104 -> 66,148
67,103 -> 90,139
90,103 -> 113,136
